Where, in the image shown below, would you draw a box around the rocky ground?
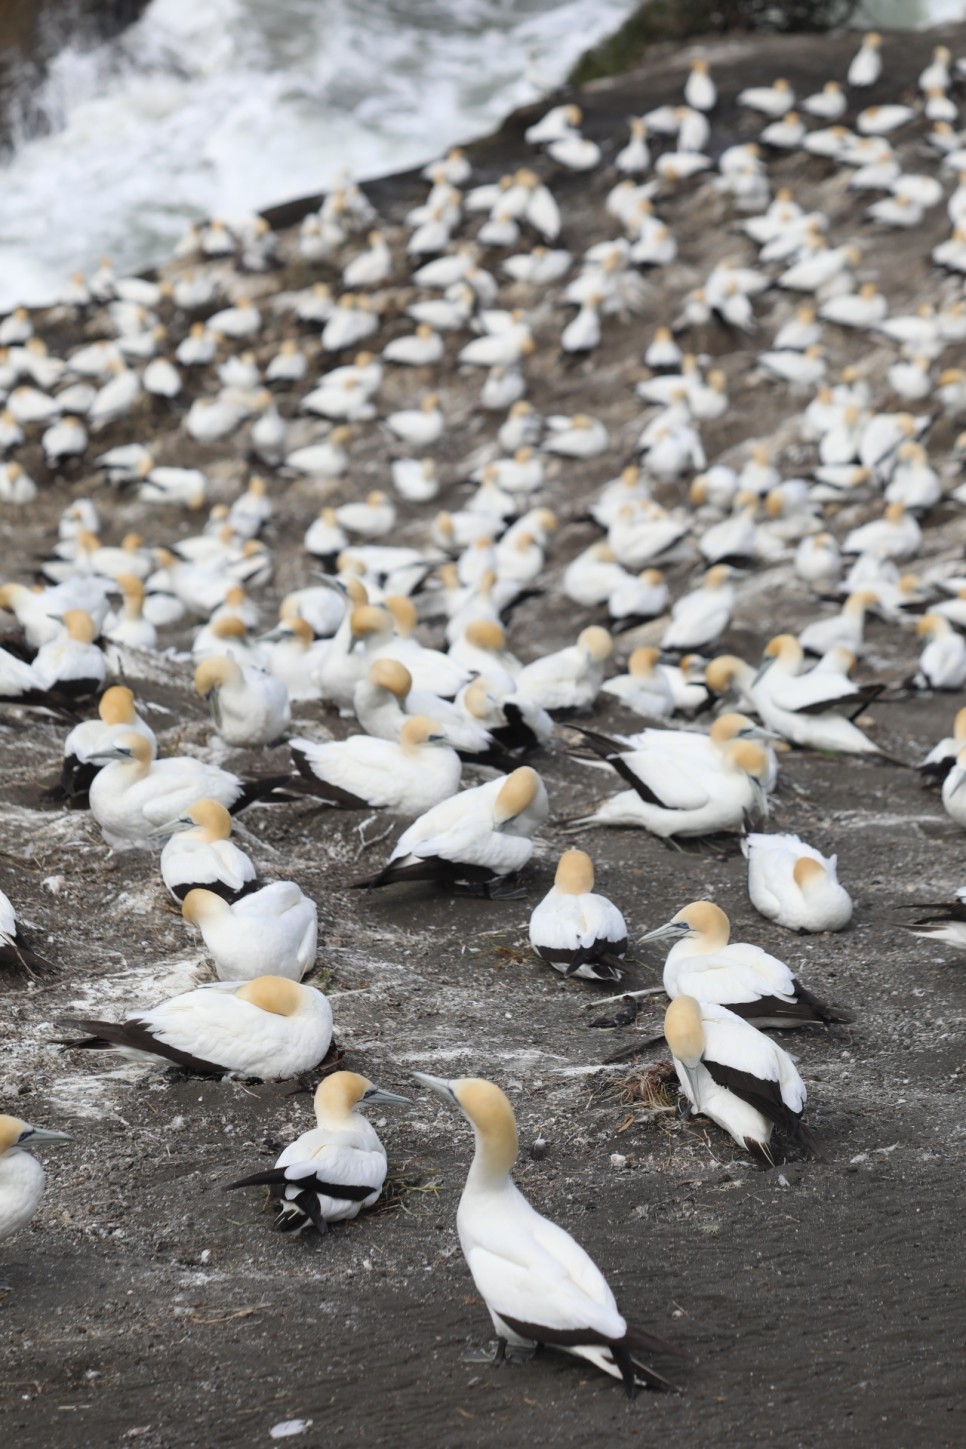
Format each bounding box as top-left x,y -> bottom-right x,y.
1,20 -> 966,1449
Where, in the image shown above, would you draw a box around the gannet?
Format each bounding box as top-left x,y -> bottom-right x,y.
743,833 -> 853,932
61,684 -> 156,803
794,533 -> 842,589
226,1071 -> 409,1234
600,646 -> 674,717
355,767 -> 547,892
413,1074 -> 676,1393
385,394 -> 443,448
915,616 -> 966,691
848,32 -> 882,88
661,565 -> 736,653
25,609 -> 106,700
642,900 -> 851,1025
194,656 -> 290,747
57,976 -> 332,1078
0,889 -> 53,978
918,706 -> 966,783
290,716 -> 462,816
513,627 -> 612,713
88,732 -> 294,849
572,739 -> 769,838
752,635 -> 887,756
153,799 -> 258,903
0,1115 -> 72,1278
353,660 -> 493,756
182,883 -> 317,982
904,890 -> 966,952
103,574 -> 157,652
529,850 -> 626,980
798,589 -> 878,657
664,997 -> 825,1162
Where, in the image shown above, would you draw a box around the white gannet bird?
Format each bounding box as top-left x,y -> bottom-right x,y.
743,833 -> 853,932
685,58 -> 716,112
752,635 -> 888,758
225,1071 -> 409,1235
642,900 -> 852,1026
529,850 -> 626,980
154,799 -> 258,903
903,889 -> 966,952
513,626 -> 612,714
916,616 -> 966,691
798,589 -> 878,657
571,740 -> 769,839
664,997 -> 825,1162
289,716 -> 462,817
353,660 -> 495,757
194,656 -> 291,747
918,706 -> 966,784
941,747 -> 966,829
661,566 -> 736,654
88,732 -> 294,849
413,1073 -> 676,1394
60,684 -> 156,804
15,609 -> 106,702
56,976 -> 332,1079
600,646 -> 674,718
737,78 -> 794,117
0,1115 -> 72,1278
355,767 -> 547,892
0,889 -> 54,978
848,31 -> 882,87
385,394 -> 443,448
182,883 -> 317,982
103,575 -> 157,652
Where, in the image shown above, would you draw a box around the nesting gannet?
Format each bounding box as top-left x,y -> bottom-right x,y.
226,1071 -> 409,1234
413,1074 -> 676,1393
0,1115 -> 71,1276
290,716 -> 462,816
661,566 -> 736,654
940,746 -> 966,829
918,706 -> 966,783
664,997 -> 825,1162
0,889 -> 53,978
153,799 -> 258,903
60,684 -> 156,804
194,656 -> 291,747
642,900 -> 851,1026
752,635 -> 887,757
513,627 -> 612,714
798,589 -> 878,657
88,733 -> 294,849
600,647 -> 674,717
355,767 -> 547,892
743,833 -> 853,932
529,850 -> 626,980
915,616 -> 966,691
57,976 -> 332,1078
182,883 -> 317,982
353,660 -> 493,756
572,740 -> 769,838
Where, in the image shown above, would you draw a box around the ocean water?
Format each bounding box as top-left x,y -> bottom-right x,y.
0,0 -> 963,311
0,0 -> 639,309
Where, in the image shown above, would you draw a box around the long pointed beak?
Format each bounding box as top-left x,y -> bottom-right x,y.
412,1071 -> 457,1103
746,725 -> 782,742
23,1128 -> 73,1145
638,920 -> 685,945
365,1087 -> 411,1107
148,818 -> 189,838
87,747 -> 127,763
752,655 -> 776,686
682,1065 -> 701,1106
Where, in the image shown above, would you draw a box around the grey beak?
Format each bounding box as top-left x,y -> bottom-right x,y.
363,1087 -> 411,1107
752,655 -> 776,686
412,1071 -> 457,1103
638,920 -> 686,945
148,817 -> 191,838
20,1127 -> 73,1146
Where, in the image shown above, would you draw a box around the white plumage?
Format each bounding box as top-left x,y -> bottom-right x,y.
744,833 -> 853,932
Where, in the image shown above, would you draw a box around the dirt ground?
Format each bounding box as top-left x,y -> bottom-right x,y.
2,20 -> 966,1449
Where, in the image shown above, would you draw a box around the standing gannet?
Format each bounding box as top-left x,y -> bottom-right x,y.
664,997 -> 825,1162
571,740 -> 769,838
154,799 -> 258,903
641,900 -> 851,1026
103,574 -> 157,651
194,656 -> 291,747
88,733 -> 294,849
513,627 -> 612,714
290,716 -> 462,816
60,685 -> 156,803
56,976 -> 332,1078
182,883 -> 317,982
413,1074 -> 676,1394
0,1115 -> 71,1280
848,32 -> 883,88
225,1071 -> 409,1234
0,889 -> 54,978
529,850 -> 626,980
744,833 -> 852,933
355,767 -> 548,892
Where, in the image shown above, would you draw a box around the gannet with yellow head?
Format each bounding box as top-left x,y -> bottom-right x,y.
181,881 -> 317,982
513,626 -> 612,714
56,975 -> 332,1079
413,1073 -> 676,1394
742,832 -> 853,933
194,654 -> 291,747
529,849 -> 627,980
153,798 -> 258,903
289,715 -> 462,816
60,684 -> 157,804
0,1114 -> 71,1282
226,1070 -> 409,1234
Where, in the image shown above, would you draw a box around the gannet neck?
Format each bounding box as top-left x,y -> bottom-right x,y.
455,1079 -> 518,1184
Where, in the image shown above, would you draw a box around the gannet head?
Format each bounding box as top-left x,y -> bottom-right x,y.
664,996 -> 705,1099
705,654 -> 748,694
88,730 -> 154,767
98,685 -> 137,726
757,633 -> 801,679
640,899 -> 729,949
916,613 -> 948,640
793,857 -> 827,892
464,619 -> 506,651
493,766 -> 540,827
578,625 -> 613,663
385,595 -> 417,639
210,616 -> 249,642
0,1115 -> 72,1155
413,1074 -> 518,1177
400,715 -> 450,751
182,888 -> 231,926
315,1070 -> 410,1122
555,848 -> 594,895
61,609 -> 97,644
153,798 -> 233,841
628,646 -> 660,678
194,656 -> 243,699
350,605 -> 391,640
368,658 -> 411,698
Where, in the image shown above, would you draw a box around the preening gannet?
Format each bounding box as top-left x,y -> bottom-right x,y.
290,716 -> 462,816
57,976 -> 332,1078
182,883 -> 317,982
226,1071 -> 409,1234
194,655 -> 291,747
529,850 -> 627,980
641,900 -> 852,1026
743,833 -> 853,932
413,1074 -> 677,1394
154,799 -> 258,902
664,997 -> 826,1162
0,1116 -> 71,1279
